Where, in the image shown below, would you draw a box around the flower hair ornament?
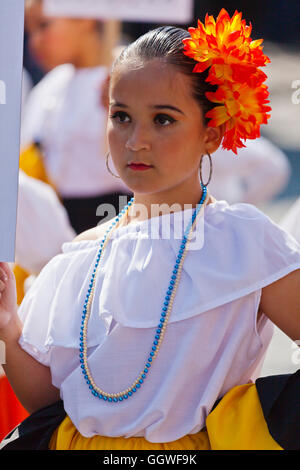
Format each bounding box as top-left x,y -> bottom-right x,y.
182,8 -> 272,154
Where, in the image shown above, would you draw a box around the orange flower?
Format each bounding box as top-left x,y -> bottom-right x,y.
206,82 -> 271,153
182,8 -> 271,153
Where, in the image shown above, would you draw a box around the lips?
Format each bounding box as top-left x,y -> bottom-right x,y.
128,163 -> 153,171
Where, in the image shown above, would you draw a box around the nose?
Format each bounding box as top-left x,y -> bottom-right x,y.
125,124 -> 151,152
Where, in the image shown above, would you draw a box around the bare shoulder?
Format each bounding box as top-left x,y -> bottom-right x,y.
72,220 -> 113,243
259,268 -> 300,341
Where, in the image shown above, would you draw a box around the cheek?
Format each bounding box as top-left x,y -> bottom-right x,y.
107,123 -> 117,147
107,123 -> 125,157
156,126 -> 202,169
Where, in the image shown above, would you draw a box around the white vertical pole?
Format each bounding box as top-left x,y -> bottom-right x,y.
0,0 -> 25,261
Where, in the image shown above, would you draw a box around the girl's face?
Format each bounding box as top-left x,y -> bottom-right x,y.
25,2 -> 88,71
108,59 -> 222,198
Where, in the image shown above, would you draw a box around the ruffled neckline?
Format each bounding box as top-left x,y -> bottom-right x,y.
62,198 -> 228,252
20,197 -> 300,334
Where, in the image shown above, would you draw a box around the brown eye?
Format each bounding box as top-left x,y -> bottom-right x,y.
110,111 -> 131,123
154,114 -> 176,126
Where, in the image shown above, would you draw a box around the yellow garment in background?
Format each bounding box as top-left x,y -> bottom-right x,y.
49,383 -> 282,451
19,143 -> 51,185
13,265 -> 29,305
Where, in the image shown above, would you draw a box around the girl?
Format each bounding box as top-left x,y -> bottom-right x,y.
1,9 -> 300,450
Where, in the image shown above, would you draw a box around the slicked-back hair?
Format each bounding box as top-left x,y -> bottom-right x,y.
113,26 -> 218,125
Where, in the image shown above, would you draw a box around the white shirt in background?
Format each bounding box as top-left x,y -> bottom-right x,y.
208,136 -> 291,205
16,170 -> 76,275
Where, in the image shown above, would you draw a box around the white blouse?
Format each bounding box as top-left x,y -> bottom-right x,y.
18,200 -> 300,443
20,64 -> 128,198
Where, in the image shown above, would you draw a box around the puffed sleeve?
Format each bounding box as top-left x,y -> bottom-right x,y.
18,254 -> 63,366
17,239 -> 107,369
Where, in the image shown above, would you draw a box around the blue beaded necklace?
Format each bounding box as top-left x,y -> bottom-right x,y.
79,184 -> 208,403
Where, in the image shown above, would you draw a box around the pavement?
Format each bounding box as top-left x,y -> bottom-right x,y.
254,41 -> 300,376
258,193 -> 299,377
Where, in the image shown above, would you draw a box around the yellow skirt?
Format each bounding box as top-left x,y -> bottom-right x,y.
49,383 -> 282,451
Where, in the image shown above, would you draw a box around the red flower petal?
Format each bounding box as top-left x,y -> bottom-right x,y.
182,8 -> 271,153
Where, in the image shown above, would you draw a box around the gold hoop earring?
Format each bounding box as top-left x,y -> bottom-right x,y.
199,153 -> 213,187
106,152 -> 121,179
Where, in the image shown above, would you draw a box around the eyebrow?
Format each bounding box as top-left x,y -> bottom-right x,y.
151,105 -> 185,115
110,102 -> 185,115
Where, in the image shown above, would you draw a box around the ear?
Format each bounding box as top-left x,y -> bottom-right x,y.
203,123 -> 226,154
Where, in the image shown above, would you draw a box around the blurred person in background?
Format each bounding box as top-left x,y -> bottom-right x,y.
21,0 -> 131,236
208,136 -> 291,205
2,0 -> 132,436
18,0 -> 131,310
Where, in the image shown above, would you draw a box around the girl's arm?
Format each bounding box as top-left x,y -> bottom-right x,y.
259,268 -> 300,342
0,263 -> 60,413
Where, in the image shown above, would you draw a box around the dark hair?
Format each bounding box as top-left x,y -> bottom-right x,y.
113,26 -> 218,125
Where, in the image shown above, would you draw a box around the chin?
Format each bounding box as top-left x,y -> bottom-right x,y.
125,182 -> 153,194
129,183 -> 168,197
120,172 -> 151,192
